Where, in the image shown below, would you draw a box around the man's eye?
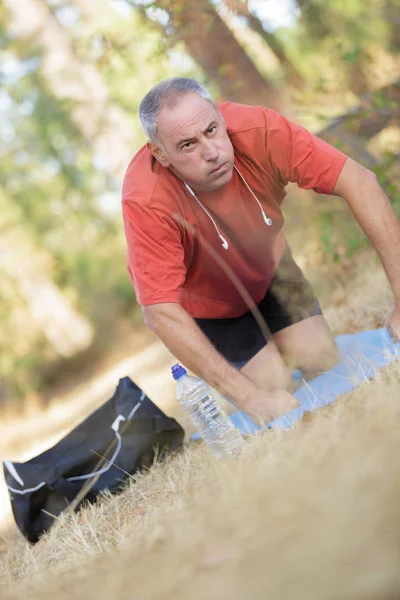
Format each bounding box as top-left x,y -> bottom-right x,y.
182,142 -> 193,150
208,126 -> 216,134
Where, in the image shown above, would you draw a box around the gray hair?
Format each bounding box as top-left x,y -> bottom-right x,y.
139,78 -> 217,145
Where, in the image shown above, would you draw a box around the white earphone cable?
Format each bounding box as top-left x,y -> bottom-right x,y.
184,182 -> 229,249
183,162 -> 273,250
234,165 -> 272,226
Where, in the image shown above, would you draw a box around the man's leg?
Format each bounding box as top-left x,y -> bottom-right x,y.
272,314 -> 339,380
240,245 -> 339,388
238,314 -> 338,390
196,245 -> 338,393
263,246 -> 339,380
195,307 -> 294,394
239,340 -> 294,392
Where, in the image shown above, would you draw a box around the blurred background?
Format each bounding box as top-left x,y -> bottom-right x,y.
0,0 -> 399,414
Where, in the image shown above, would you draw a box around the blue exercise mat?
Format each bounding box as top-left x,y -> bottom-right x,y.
192,328 -> 400,439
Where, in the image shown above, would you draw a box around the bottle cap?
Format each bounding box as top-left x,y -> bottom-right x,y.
171,363 -> 187,380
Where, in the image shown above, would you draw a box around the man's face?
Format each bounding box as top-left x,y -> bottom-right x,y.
148,93 -> 234,192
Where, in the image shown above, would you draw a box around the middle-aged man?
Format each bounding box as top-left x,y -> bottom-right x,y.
122,77 -> 400,422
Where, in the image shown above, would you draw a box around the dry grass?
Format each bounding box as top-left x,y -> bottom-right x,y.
0,252 -> 399,599
1,362 -> 400,600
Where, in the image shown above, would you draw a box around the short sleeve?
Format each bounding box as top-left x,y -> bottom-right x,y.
263,108 -> 347,194
122,202 -> 187,306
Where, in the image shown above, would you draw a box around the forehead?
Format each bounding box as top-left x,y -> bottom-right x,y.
157,93 -> 218,144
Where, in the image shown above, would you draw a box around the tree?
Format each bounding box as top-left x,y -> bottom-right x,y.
384,0 -> 400,53
223,0 -> 304,89
0,191 -> 93,359
294,0 -> 392,98
0,4 -> 94,366
3,0 -> 137,181
135,0 -> 283,110
318,80 -> 400,169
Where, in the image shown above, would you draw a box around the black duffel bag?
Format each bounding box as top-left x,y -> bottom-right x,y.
3,376 -> 184,543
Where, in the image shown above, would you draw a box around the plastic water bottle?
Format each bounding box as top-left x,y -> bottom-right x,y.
171,363 -> 244,459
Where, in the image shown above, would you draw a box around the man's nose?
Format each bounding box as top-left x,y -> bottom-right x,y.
202,139 -> 219,162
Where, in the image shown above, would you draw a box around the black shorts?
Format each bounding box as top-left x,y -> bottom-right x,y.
195,245 -> 322,364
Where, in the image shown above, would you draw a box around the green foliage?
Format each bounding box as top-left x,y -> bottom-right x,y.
318,150 -> 400,263
373,153 -> 400,216
0,0 -> 398,401
318,208 -> 370,264
280,0 -> 396,113
0,1 -> 202,398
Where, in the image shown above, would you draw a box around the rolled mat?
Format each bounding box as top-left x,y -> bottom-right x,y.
192,328 -> 400,438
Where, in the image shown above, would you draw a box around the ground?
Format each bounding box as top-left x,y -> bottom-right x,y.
0,245 -> 399,599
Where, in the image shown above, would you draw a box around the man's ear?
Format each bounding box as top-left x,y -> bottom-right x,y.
147,141 -> 170,167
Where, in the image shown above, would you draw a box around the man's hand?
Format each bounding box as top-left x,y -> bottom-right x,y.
144,303 -> 300,419
386,303 -> 400,343
242,389 -> 299,423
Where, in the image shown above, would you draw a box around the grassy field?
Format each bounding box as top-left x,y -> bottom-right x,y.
0,251 -> 400,600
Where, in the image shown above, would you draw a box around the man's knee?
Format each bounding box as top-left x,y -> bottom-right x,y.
296,337 -> 339,377
274,315 -> 339,378
240,343 -> 294,392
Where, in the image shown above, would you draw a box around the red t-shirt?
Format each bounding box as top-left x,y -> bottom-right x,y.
122,102 -> 347,319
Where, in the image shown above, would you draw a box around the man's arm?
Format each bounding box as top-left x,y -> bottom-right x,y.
143,302 -> 298,420
333,158 -> 400,339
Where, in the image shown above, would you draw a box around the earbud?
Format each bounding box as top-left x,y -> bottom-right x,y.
220,235 -> 229,250
262,211 -> 272,226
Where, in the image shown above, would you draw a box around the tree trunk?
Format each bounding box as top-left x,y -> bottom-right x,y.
224,0 -> 304,89
151,0 -> 282,110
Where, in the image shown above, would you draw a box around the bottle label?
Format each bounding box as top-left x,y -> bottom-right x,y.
198,394 -> 220,422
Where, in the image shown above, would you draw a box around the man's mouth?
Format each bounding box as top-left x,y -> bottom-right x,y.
209,162 -> 227,175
